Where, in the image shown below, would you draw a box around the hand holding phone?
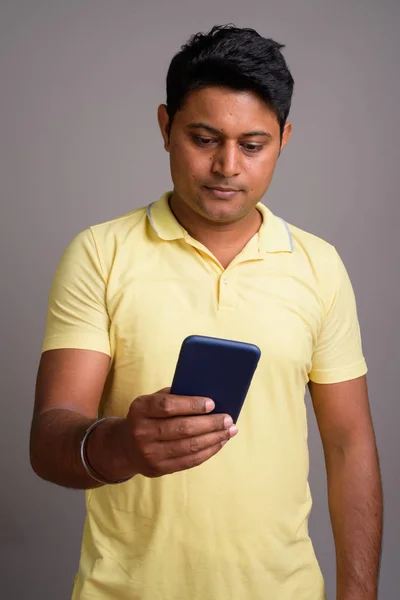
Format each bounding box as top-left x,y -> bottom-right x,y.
121,388 -> 238,477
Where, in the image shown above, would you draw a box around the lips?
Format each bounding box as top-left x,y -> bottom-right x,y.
204,186 -> 242,199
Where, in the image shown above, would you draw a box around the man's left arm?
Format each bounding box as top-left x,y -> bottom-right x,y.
309,375 -> 383,600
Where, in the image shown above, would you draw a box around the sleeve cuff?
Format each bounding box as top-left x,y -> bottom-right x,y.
41,333 -> 111,357
309,359 -> 368,384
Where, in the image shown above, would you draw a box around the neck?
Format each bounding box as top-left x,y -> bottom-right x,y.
169,193 -> 262,268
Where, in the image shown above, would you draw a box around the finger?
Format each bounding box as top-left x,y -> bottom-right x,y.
157,426 -> 238,460
158,440 -> 229,475
154,414 -> 233,441
144,392 -> 215,418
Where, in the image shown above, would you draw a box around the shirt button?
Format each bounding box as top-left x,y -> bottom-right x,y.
222,276 -> 228,285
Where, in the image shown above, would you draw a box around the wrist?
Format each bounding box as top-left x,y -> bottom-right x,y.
85,417 -> 136,483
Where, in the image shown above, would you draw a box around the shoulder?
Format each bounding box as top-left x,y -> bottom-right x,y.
59,205 -> 149,278
89,205 -> 149,242
285,220 -> 340,274
283,220 -> 344,311
288,221 -> 335,258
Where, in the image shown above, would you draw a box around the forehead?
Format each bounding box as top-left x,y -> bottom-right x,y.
176,87 -> 279,134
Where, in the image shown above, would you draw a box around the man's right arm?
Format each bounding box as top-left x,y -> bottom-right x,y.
30,348 -> 134,489
30,348 -> 237,490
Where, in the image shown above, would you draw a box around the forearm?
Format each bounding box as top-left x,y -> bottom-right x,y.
30,408 -> 134,489
326,441 -> 383,600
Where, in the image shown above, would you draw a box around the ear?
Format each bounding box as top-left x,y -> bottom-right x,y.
157,104 -> 171,151
280,122 -> 292,151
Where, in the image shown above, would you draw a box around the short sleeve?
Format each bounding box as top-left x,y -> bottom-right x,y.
309,248 -> 367,384
41,228 -> 111,356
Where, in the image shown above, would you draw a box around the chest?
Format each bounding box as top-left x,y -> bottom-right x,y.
105,246 -> 324,394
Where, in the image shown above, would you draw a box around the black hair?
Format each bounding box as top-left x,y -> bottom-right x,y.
166,25 -> 294,137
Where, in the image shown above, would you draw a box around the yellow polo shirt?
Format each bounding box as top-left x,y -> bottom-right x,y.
42,192 -> 367,600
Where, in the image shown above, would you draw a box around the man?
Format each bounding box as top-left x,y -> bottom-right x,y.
30,25 -> 382,600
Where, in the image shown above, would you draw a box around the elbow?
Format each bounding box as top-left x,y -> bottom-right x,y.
29,437 -> 45,480
29,422 -> 49,482
30,444 -> 55,484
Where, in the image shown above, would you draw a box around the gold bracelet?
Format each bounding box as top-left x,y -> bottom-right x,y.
80,417 -> 132,485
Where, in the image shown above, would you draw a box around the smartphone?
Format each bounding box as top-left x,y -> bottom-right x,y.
170,335 -> 261,423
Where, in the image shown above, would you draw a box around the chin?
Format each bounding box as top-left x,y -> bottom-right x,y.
204,207 -> 244,224
196,196 -> 246,223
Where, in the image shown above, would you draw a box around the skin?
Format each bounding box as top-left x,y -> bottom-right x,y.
30,86 -> 382,599
31,350 -> 237,488
310,378 -> 382,600
158,87 -> 292,267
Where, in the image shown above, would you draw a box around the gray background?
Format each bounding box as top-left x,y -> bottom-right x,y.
0,0 -> 398,598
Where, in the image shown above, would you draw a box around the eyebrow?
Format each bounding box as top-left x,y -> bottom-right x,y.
187,122 -> 272,138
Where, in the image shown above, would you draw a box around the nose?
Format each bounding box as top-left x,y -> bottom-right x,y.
211,141 -> 241,178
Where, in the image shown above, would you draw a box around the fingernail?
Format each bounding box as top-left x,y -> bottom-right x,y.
229,425 -> 238,437
205,399 -> 215,412
221,440 -> 228,446
224,416 -> 233,428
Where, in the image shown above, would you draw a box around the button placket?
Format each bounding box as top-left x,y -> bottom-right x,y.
218,271 -> 234,310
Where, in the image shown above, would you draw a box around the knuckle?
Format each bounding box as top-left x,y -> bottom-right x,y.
159,395 -> 173,415
164,443 -> 177,460
142,446 -> 156,465
188,437 -> 201,454
132,423 -> 148,442
191,397 -> 201,413
189,453 -> 204,468
177,420 -> 191,437
155,423 -> 164,438
141,446 -> 162,474
131,395 -> 145,414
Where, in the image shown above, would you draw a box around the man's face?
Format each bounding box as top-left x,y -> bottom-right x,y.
158,86 -> 291,224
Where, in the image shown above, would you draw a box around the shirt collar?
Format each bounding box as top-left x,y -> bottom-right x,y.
147,192 -> 293,254
146,193 -> 185,241
256,202 -> 294,254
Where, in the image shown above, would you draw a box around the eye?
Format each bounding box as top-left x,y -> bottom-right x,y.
194,136 -> 217,147
242,143 -> 264,153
